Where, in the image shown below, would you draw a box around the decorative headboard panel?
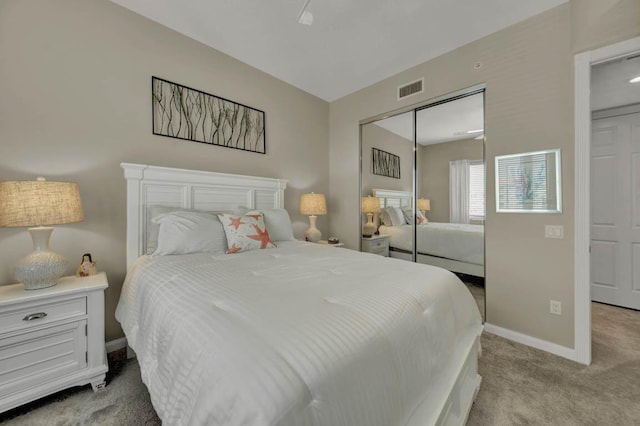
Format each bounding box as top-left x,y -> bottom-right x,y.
122,163 -> 288,269
372,189 -> 412,209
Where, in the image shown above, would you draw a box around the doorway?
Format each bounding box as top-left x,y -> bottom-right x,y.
574,36 -> 640,365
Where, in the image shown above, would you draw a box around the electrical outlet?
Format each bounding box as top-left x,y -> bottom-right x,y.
550,300 -> 562,315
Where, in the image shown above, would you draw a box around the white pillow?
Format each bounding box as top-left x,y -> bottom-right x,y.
380,208 -> 393,226
152,211 -> 228,255
247,208 -> 294,241
388,206 -> 406,226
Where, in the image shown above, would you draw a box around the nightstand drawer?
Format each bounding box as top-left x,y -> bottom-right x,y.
0,320 -> 87,398
0,296 -> 86,335
369,246 -> 388,256
362,236 -> 390,257
367,239 -> 387,250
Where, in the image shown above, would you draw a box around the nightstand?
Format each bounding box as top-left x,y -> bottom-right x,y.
0,272 -> 109,413
361,234 -> 390,257
317,240 -> 345,248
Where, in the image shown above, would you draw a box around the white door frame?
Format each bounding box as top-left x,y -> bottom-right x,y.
574,36 -> 640,365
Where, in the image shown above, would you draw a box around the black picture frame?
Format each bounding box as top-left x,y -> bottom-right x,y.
152,77 -> 266,154
372,147 -> 400,179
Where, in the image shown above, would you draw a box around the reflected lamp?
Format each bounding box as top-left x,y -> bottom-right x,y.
417,198 -> 431,217
0,178 -> 84,290
299,192 -> 326,242
362,196 -> 380,238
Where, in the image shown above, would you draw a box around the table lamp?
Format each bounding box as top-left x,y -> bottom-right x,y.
418,198 -> 431,218
299,192 -> 326,242
0,177 -> 84,290
362,196 -> 380,237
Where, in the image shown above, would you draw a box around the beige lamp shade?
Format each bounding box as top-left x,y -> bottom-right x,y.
417,198 -> 431,212
1,178 -> 84,290
0,179 -> 84,227
299,193 -> 327,216
362,196 -> 381,214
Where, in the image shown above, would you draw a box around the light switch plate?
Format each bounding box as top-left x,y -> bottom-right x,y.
545,225 -> 564,239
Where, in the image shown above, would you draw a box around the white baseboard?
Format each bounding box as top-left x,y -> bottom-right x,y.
105,337 -> 128,354
484,323 -> 577,362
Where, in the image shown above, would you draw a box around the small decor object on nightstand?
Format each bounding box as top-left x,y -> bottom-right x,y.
76,253 -> 97,277
328,237 -> 340,245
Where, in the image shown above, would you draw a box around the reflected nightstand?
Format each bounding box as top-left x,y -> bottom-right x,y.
361,235 -> 389,257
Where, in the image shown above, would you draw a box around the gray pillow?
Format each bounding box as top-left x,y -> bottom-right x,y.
247,208 -> 294,241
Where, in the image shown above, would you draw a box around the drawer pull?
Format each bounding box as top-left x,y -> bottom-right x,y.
22,312 -> 48,321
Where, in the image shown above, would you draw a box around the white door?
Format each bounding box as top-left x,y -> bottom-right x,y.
591,112 -> 640,310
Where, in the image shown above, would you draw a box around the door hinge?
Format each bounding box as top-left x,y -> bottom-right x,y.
85,324 -> 88,336
85,351 -> 88,364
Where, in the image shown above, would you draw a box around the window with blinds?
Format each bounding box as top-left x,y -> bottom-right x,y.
468,161 -> 485,220
495,150 -> 561,212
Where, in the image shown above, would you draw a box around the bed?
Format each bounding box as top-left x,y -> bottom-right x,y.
116,163 -> 482,426
373,189 -> 485,278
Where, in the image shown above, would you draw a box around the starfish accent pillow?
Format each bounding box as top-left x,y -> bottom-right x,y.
217,213 -> 276,254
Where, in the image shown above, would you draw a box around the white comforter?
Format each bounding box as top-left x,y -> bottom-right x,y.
379,222 -> 485,265
116,241 -> 482,426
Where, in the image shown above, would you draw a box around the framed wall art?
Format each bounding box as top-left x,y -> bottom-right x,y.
495,148 -> 562,213
152,77 -> 266,154
372,147 -> 400,179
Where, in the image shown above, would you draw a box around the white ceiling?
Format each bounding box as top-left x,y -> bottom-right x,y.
592,54 -> 640,111
374,92 -> 484,145
110,0 -> 567,102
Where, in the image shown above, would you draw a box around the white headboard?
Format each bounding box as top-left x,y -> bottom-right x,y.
372,188 -> 412,209
122,163 -> 288,269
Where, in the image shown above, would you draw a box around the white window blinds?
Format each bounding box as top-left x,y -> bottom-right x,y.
468,161 -> 485,220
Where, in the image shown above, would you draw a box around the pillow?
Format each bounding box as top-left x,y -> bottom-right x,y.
380,208 -> 393,226
152,211 -> 228,255
246,208 -> 294,241
402,207 -> 428,225
387,206 -> 406,226
417,210 -> 428,224
147,205 -> 248,253
218,213 -> 277,254
146,205 -> 184,254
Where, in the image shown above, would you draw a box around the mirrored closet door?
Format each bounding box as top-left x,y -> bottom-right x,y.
360,89 -> 486,320
360,111 -> 415,260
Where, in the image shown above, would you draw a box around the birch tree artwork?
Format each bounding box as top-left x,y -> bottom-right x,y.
152,77 -> 266,154
372,147 -> 400,179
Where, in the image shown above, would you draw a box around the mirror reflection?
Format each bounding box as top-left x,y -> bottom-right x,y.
361,111 -> 414,258
360,92 -> 485,320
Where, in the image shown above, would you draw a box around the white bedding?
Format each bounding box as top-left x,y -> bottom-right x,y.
379,222 -> 484,265
116,241 -> 482,426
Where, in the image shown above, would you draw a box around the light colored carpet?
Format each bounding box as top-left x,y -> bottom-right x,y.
468,302 -> 640,425
1,301 -> 638,425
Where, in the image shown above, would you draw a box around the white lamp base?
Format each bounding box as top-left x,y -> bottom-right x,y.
14,227 -> 68,290
362,212 -> 376,237
304,215 -> 322,243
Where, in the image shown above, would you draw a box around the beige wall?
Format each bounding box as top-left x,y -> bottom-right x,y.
361,123 -> 413,196
418,139 -> 483,223
329,1 -> 640,349
0,0 -> 329,341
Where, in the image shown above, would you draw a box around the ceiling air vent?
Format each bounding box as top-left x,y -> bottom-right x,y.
397,78 -> 423,100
